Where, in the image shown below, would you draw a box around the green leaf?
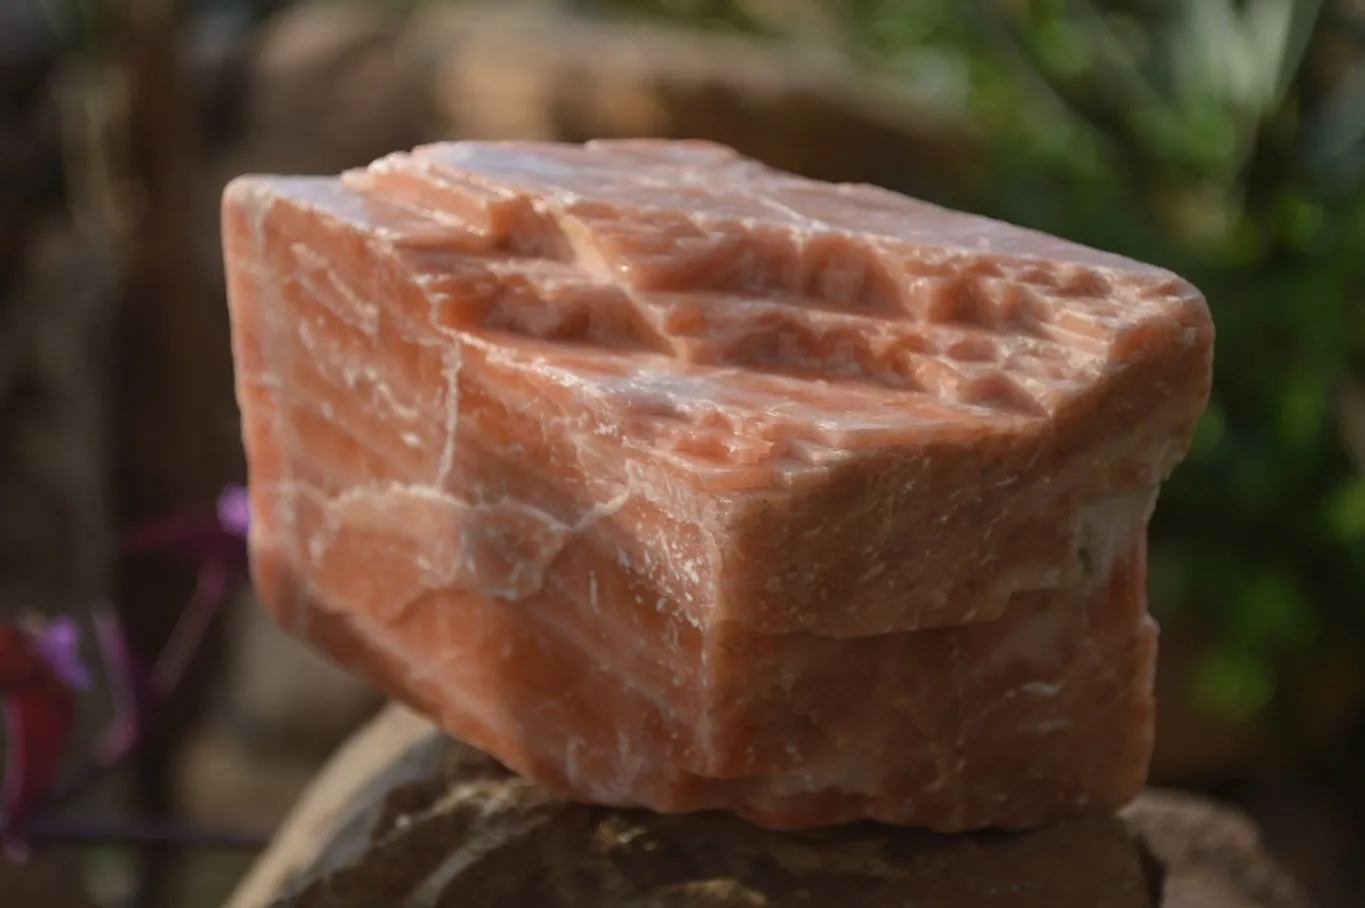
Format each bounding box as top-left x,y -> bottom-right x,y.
1031,18 -> 1092,79
1192,647 -> 1277,721
1188,400 -> 1227,460
1275,192 -> 1326,251
1253,0 -> 1323,110
1233,567 -> 1319,649
1277,371 -> 1330,452
1326,477 -> 1365,540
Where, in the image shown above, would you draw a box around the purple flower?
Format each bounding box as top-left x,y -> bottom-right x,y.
2,618 -> 82,863
28,619 -> 89,691
216,484 -> 251,538
0,484 -> 261,865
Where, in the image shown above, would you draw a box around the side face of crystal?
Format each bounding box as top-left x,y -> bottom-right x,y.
223,139 -> 1213,831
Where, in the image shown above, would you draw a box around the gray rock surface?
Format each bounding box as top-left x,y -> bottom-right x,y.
226,705 -> 1316,908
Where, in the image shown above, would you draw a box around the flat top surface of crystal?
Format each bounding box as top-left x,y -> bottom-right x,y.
405,139 -> 1159,272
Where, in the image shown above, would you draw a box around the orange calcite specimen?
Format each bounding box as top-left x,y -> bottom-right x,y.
222,140 -> 1213,831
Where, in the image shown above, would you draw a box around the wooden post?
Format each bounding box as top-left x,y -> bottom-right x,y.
104,0 -> 240,904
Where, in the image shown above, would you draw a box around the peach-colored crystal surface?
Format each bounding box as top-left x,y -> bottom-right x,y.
222,140 -> 1213,831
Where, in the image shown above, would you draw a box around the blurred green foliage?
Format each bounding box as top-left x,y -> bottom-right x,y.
591,0 -> 1365,732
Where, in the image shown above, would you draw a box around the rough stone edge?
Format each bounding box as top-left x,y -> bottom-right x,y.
226,704 -> 1319,908
1121,791 -> 1317,908
224,703 -> 436,908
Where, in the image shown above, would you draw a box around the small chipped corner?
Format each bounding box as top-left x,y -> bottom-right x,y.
222,174 -> 283,220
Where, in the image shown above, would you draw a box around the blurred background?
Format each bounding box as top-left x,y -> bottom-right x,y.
0,0 -> 1362,906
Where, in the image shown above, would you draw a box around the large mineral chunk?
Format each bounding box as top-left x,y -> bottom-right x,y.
222,140 -> 1214,830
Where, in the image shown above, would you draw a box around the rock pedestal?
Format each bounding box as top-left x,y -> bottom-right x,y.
226,704 -> 1315,908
